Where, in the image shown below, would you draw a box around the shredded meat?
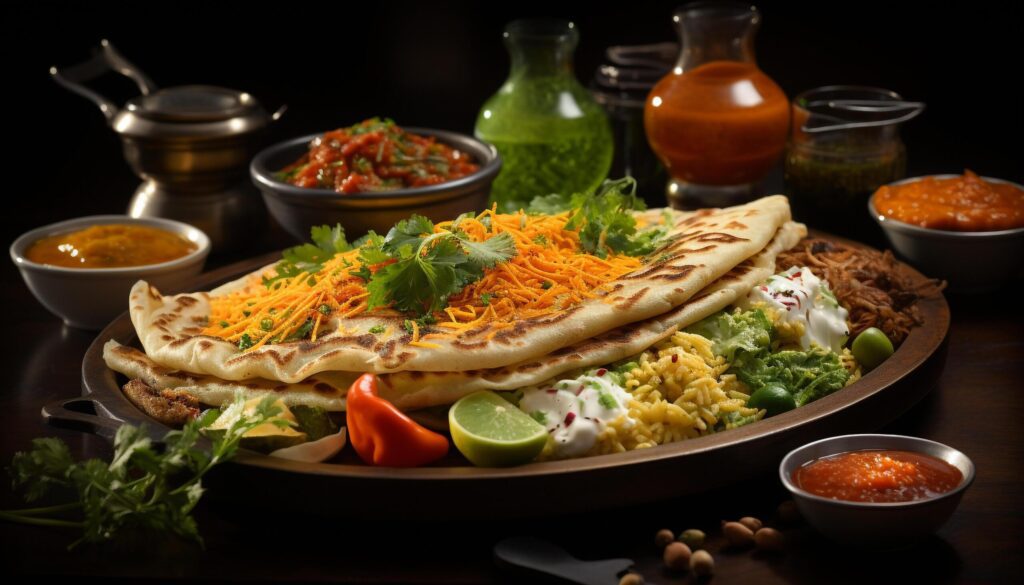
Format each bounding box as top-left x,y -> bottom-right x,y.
777,238 -> 946,345
122,379 -> 201,427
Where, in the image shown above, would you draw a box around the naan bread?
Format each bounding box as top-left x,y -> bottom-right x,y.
106,222 -> 805,411
128,196 -> 792,382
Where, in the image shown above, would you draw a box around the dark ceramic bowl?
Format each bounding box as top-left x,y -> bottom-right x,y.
780,434 -> 974,549
251,128 -> 501,240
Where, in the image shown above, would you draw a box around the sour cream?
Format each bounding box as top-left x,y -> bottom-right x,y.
742,266 -> 849,352
519,370 -> 632,459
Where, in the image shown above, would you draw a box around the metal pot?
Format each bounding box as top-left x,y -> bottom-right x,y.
51,40 -> 286,251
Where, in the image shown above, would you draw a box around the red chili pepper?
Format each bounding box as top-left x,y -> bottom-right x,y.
346,373 -> 449,467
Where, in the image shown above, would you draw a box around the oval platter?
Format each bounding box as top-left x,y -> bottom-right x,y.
57,234 -> 950,519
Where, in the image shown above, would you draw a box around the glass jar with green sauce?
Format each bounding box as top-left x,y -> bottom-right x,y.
784,86 -> 923,239
475,19 -> 613,211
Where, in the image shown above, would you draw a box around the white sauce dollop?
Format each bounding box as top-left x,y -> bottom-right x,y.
518,371 -> 632,459
742,266 -> 849,352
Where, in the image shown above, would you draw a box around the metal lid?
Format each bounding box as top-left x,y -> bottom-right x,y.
112,85 -> 272,140
125,85 -> 256,123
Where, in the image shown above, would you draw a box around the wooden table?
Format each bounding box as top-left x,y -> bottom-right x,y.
2,249 -> 1022,584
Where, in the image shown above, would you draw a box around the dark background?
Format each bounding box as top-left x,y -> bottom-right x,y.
4,0 -> 1022,247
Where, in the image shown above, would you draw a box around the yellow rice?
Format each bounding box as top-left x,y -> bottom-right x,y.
589,330 -> 763,455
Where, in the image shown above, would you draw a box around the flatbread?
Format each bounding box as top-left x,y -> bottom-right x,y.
379,221 -> 805,408
127,196 -> 793,382
106,222 -> 805,411
103,340 -> 353,411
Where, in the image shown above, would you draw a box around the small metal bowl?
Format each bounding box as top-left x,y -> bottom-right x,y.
251,128 -> 502,240
10,215 -> 210,330
780,434 -> 974,549
868,175 -> 1024,293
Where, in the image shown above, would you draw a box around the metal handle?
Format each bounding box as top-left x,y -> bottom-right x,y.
41,397 -> 126,440
49,39 -> 158,123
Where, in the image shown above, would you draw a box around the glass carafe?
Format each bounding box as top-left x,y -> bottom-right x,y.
644,2 -> 789,209
475,19 -> 613,211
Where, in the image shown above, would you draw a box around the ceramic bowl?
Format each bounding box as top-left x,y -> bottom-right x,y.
10,215 -> 210,330
780,434 -> 974,549
251,128 -> 501,241
868,175 -> 1024,293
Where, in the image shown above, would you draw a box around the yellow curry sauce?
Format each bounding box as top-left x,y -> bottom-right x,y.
25,224 -> 196,268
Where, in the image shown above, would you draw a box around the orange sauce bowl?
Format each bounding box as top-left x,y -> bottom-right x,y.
868,174 -> 1024,293
780,434 -> 975,549
10,216 -> 210,329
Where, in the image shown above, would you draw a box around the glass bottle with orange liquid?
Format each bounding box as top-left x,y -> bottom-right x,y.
644,2 -> 789,208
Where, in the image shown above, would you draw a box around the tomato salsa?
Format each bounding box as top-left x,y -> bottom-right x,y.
793,449 -> 963,503
25,224 -> 197,269
873,170 -> 1024,231
278,118 -> 479,194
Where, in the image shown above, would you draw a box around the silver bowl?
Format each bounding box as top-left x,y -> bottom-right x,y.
868,175 -> 1024,293
251,128 -> 502,240
780,434 -> 974,549
10,215 -> 210,330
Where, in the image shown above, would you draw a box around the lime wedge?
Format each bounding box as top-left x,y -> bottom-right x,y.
449,391 -> 548,467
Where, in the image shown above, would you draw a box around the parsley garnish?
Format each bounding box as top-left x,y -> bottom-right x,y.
369,325 -> 386,334
3,395 -> 283,549
317,304 -> 332,315
530,411 -> 548,425
259,318 -> 274,332
263,224 -> 352,287
480,292 -> 492,306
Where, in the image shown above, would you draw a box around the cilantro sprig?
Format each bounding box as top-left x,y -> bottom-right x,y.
3,395 -> 284,549
362,215 -> 516,314
527,177 -> 668,259
263,225 -> 352,287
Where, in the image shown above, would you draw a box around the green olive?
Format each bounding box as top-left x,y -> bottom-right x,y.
748,385 -> 796,417
852,327 -> 894,371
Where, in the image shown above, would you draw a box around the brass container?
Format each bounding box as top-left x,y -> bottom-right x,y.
51,40 -> 285,251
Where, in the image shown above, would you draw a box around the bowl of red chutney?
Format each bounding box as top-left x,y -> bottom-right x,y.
780,434 -> 975,548
252,118 -> 501,240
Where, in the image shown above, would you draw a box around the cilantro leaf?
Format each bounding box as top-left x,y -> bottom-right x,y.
361,217 -> 517,315
526,177 -> 667,259
264,224 -> 352,287
5,394 -> 282,549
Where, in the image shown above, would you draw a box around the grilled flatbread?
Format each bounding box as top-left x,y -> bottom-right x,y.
106,221 -> 805,411
128,196 -> 793,382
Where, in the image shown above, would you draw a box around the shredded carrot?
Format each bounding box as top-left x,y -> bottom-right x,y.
202,207 -> 648,350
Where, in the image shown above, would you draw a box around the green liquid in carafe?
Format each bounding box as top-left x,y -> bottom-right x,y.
483,131 -> 612,212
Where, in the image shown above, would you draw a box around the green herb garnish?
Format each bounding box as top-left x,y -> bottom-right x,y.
362,215 -> 517,315
527,177 -> 668,259
369,325 -> 386,334
3,395 -> 283,549
264,224 -> 352,287
259,318 -> 274,332
238,333 -> 254,350
597,392 -> 619,410
480,292 -> 492,306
